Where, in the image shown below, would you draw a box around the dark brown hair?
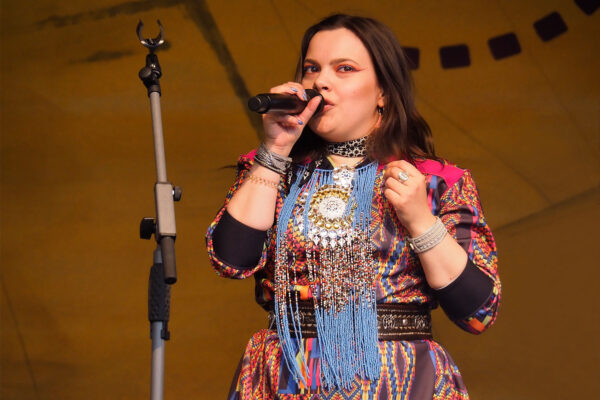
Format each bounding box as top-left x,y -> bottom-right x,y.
290,14 -> 436,163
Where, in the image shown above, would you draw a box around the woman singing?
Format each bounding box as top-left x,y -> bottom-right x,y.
207,14 -> 501,399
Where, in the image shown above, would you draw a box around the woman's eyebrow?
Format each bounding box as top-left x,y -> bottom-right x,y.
329,58 -> 359,65
303,57 -> 360,65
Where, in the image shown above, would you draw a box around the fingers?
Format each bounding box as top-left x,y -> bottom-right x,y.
384,174 -> 409,197
384,166 -> 411,184
269,82 -> 309,101
384,161 -> 425,184
297,95 -> 322,122
383,160 -> 431,231
383,163 -> 426,204
265,113 -> 305,129
383,187 -> 403,206
383,172 -> 419,218
386,160 -> 421,176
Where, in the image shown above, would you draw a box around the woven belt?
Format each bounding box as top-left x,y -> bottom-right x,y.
267,302 -> 432,341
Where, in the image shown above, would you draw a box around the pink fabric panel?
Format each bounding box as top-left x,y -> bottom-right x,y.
415,159 -> 465,188
244,149 -> 257,160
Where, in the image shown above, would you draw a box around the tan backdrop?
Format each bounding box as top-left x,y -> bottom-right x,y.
1,1 -> 598,399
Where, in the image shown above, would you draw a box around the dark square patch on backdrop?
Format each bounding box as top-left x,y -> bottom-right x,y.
439,44 -> 470,69
488,33 -> 521,60
403,47 -> 420,70
534,12 -> 568,42
575,0 -> 599,15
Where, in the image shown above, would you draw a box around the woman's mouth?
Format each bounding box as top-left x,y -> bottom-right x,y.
320,98 -> 334,112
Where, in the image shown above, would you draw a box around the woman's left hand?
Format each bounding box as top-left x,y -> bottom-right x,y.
383,160 -> 436,237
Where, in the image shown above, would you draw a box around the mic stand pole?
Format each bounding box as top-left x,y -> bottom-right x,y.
136,20 -> 182,400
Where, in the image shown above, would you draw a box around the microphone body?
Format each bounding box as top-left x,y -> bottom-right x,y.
248,89 -> 324,114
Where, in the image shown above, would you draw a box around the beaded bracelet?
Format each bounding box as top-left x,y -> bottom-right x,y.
246,174 -> 280,190
407,217 -> 447,253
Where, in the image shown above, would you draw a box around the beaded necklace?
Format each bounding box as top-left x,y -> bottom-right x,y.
274,160 -> 381,390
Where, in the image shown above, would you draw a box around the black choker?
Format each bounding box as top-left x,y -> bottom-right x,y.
326,136 -> 367,157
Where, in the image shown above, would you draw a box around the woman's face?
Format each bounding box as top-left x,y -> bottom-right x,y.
302,28 -> 384,143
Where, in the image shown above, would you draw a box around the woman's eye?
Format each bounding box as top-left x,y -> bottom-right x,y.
303,65 -> 319,73
338,65 -> 355,72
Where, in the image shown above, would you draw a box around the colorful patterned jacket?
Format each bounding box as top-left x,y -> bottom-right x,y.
206,151 -> 501,335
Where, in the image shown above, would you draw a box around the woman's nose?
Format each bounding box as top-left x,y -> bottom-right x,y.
314,72 -> 330,91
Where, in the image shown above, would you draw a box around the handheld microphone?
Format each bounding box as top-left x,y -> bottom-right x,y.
248,89 -> 324,114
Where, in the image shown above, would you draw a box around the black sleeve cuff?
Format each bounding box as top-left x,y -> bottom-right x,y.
212,209 -> 268,269
433,259 -> 494,320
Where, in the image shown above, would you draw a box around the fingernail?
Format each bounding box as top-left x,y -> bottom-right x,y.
297,119 -> 303,125
291,87 -> 298,92
302,90 -> 308,100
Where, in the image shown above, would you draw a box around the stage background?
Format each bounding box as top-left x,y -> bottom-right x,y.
1,1 -> 598,398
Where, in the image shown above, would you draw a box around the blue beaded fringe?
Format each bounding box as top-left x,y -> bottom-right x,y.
274,161 -> 381,390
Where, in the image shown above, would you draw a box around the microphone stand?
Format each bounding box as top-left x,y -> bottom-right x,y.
136,20 -> 181,400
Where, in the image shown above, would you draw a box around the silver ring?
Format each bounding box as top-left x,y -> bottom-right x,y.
398,170 -> 409,182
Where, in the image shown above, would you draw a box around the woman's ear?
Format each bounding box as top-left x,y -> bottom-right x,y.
377,91 -> 385,108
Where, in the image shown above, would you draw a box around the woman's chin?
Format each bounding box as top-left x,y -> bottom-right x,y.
312,129 -> 337,143
309,121 -> 336,140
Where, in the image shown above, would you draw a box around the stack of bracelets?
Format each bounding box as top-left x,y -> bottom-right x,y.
406,217 -> 447,253
254,143 -> 291,175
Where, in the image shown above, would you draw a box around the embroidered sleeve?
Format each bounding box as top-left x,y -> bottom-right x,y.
205,152 -> 272,279
435,170 -> 501,334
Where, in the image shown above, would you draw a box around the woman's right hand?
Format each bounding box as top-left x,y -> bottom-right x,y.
262,82 -> 322,156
